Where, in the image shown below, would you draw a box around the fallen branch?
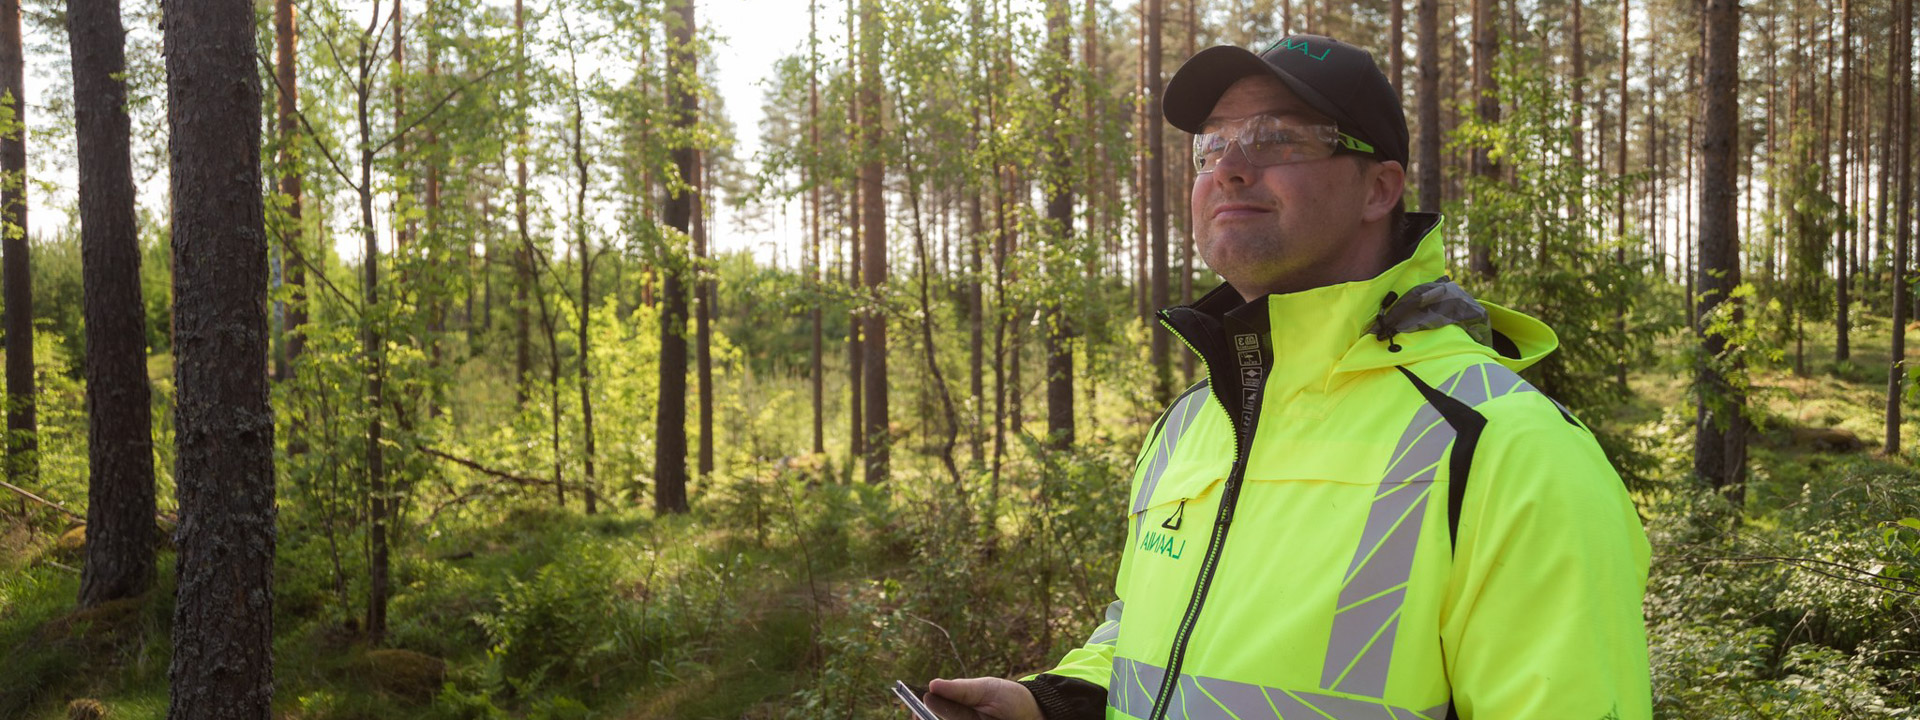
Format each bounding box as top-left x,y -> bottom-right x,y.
415,445 -> 578,491
0,479 -> 85,522
1664,552 -> 1920,598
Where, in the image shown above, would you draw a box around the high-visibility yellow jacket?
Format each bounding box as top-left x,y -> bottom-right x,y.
1024,213 -> 1652,720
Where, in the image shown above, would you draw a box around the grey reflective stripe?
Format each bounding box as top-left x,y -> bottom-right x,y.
1108,657 -> 1445,720
1321,363 -> 1539,698
1087,600 -> 1124,645
1133,383 -> 1212,516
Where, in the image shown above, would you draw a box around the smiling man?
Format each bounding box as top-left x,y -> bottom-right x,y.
923,35 -> 1652,720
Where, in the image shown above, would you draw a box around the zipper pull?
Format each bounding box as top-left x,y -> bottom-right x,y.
1161,501 -> 1186,531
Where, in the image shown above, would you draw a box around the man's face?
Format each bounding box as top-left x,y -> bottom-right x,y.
1190,75 -> 1399,299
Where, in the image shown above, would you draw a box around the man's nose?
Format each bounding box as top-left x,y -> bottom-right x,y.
1209,138 -> 1256,184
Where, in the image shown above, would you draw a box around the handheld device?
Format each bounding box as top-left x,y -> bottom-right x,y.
889,680 -> 972,720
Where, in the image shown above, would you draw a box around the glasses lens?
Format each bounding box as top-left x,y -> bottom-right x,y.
1192,117 -> 1338,173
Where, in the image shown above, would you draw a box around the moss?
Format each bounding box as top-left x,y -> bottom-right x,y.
67,698 -> 108,720
356,648 -> 447,703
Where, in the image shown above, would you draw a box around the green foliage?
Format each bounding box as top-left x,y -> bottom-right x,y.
1447,46 -> 1669,483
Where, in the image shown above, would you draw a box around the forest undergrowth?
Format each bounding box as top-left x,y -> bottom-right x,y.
5,311 -> 1920,720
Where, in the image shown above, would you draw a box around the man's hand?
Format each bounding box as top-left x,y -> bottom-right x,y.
921,677 -> 1044,720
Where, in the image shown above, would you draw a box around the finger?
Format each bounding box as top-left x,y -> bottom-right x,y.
926,677 -> 995,707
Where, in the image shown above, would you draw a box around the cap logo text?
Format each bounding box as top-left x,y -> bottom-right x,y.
1277,38 -> 1331,61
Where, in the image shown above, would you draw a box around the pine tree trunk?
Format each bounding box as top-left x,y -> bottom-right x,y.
1390,0 -> 1404,94
859,0 -> 889,484
1887,0 -> 1913,455
655,0 -> 696,513
1416,0 -> 1441,213
1045,0 -> 1075,450
514,0 -> 531,407
163,0 -> 275,711
71,0 -> 156,608
1147,0 -> 1170,402
1571,0 -> 1584,168
275,0 -> 305,382
1467,0 -> 1497,277
809,0 -> 825,457
695,146 -> 714,478
1695,0 -> 1747,498
1,0 -> 34,487
846,0 -> 863,470
572,60 -> 596,515
1835,0 -> 1851,362
358,17 -> 391,645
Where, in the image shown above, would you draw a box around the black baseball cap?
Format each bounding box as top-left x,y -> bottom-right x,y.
1164,35 -> 1408,169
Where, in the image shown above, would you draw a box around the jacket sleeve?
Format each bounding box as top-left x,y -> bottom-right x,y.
1439,398 -> 1653,720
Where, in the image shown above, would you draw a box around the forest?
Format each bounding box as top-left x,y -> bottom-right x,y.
2,0 -> 1920,716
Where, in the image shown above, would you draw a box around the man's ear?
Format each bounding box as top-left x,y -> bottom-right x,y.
1363,160 -> 1406,224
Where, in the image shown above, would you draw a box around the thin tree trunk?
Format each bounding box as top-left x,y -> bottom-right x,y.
1046,0 -> 1075,450
1696,0 -> 1747,497
1467,0 -> 1497,277
163,0 -> 275,712
275,0 -> 306,383
846,0 -> 863,470
655,0 -> 696,514
1835,0 -> 1852,361
1,0 -> 34,487
1571,0 -> 1584,168
859,0 -> 889,483
1390,0 -> 1405,94
357,6 -> 391,644
809,0 -> 825,457
1416,0 -> 1440,213
1887,0 -> 1913,455
567,28 -> 596,514
695,146 -> 714,478
514,0 -> 531,407
1147,0 -> 1170,402
71,0 -> 155,608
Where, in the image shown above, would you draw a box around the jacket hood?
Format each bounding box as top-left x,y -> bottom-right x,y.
1172,212 -> 1557,399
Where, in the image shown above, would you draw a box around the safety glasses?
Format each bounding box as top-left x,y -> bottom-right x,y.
1191,115 -> 1375,173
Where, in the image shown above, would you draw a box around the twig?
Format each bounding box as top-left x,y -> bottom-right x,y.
415,445 -> 578,491
1663,552 -> 1920,598
41,559 -> 79,574
0,479 -> 85,522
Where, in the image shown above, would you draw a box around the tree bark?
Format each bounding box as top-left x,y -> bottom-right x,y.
71,0 -> 156,609
163,0 -> 276,713
1887,0 -> 1913,455
1,0 -> 34,487
1147,0 -> 1170,402
1695,0 -> 1747,497
1416,0 -> 1440,213
275,0 -> 305,381
809,0 -> 825,457
1467,0 -> 1498,277
1390,0 -> 1404,94
358,5 -> 391,645
514,0 -> 531,407
1834,0 -> 1851,362
654,0 -> 695,514
1045,0 -> 1075,450
694,144 -> 714,478
859,0 -> 889,483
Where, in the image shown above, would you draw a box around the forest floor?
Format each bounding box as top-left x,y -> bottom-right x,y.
4,312 -> 1920,719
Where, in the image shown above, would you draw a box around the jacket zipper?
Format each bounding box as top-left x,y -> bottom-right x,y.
1146,312 -> 1257,720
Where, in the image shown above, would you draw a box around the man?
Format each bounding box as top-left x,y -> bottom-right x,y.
924,35 -> 1652,720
